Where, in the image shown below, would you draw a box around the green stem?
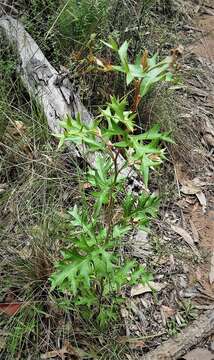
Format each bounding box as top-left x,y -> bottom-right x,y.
105,150 -> 120,243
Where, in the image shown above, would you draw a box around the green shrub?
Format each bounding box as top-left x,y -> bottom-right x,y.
50,40 -> 176,328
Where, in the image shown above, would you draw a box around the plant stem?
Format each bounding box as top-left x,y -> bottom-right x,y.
105,150 -> 120,243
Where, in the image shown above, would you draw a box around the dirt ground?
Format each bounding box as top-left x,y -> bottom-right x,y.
185,7 -> 214,297
122,4 -> 214,359
145,6 -> 214,359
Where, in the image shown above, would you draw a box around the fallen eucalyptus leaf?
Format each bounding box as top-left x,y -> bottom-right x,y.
171,225 -> 200,257
189,219 -> 199,243
131,281 -> 166,297
180,181 -> 201,195
196,191 -> 207,213
41,340 -> 87,359
171,225 -> 194,247
0,303 -> 22,316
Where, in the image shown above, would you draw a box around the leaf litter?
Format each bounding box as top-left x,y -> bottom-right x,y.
130,281 -> 166,297
0,303 -> 22,316
41,341 -> 88,359
189,219 -> 200,243
171,225 -> 201,257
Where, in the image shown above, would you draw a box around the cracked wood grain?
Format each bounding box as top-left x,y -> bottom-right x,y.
0,15 -> 92,134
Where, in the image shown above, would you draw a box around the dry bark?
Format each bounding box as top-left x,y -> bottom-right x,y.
142,309 -> 214,360
0,15 -> 92,133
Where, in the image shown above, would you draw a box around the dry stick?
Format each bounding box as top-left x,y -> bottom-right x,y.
142,309 -> 214,360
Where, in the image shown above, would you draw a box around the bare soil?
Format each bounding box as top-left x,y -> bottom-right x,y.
189,15 -> 214,61
132,7 -> 214,358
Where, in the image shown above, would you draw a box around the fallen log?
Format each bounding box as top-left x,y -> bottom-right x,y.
0,15 -> 92,133
142,309 -> 214,360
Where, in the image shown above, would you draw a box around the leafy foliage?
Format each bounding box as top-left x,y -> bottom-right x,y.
97,38 -> 177,112
51,203 -> 152,327
103,38 -> 175,92
51,42 -> 174,328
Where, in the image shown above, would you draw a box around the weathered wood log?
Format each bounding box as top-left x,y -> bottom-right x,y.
0,15 -> 92,134
142,309 -> 214,360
